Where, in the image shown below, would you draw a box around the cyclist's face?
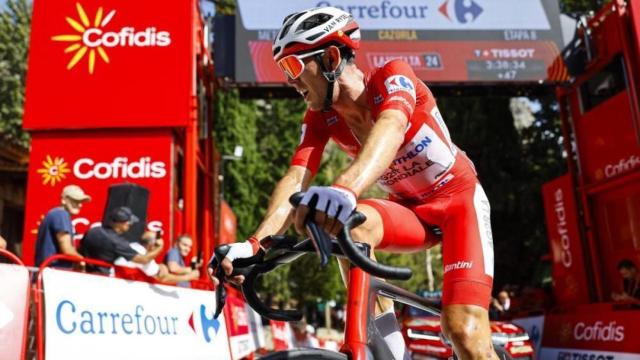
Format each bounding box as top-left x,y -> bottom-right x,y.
287,48 -> 338,111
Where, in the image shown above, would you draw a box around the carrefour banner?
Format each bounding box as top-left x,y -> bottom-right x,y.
24,0 -> 194,129
234,0 -> 568,83
22,131 -> 173,266
43,268 -> 232,360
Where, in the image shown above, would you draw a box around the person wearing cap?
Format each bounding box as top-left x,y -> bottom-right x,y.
80,206 -> 162,275
34,184 -> 91,268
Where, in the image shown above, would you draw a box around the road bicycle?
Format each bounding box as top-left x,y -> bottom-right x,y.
211,193 -> 512,360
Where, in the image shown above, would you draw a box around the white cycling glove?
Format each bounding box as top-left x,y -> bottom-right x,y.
300,185 -> 357,224
224,241 -> 255,262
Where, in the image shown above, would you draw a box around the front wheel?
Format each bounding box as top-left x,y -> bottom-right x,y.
260,348 -> 348,359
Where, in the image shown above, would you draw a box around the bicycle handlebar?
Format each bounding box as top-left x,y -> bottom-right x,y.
289,191 -> 412,281
210,191 -> 413,320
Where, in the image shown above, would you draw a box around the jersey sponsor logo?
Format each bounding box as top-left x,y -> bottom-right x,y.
439,0 -> 484,24
52,3 -> 172,74
384,75 -> 416,100
326,116 -> 338,126
37,155 -> 72,186
444,260 -> 473,273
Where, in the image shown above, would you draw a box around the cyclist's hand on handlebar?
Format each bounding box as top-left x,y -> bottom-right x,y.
294,185 -> 357,236
208,241 -> 255,286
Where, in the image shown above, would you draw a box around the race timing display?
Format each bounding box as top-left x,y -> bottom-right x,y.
234,0 -> 568,84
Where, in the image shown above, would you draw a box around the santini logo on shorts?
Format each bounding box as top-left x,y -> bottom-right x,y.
384,75 -> 416,101
444,260 -> 473,273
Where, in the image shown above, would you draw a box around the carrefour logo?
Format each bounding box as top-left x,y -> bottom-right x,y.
439,0 -> 483,23
188,305 -> 221,343
51,3 -> 172,74
38,155 -> 167,185
384,75 -> 416,100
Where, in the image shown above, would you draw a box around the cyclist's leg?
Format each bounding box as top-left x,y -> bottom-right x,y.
338,199 -> 429,360
338,199 -> 434,313
434,183 -> 497,359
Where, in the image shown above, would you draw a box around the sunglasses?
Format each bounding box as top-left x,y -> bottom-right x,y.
277,49 -> 325,80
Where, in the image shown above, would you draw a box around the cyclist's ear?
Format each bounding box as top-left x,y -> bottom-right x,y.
324,46 -> 341,71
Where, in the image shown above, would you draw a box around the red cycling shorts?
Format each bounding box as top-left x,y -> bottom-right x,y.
358,181 -> 494,309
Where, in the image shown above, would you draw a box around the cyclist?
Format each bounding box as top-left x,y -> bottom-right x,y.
211,7 -> 498,359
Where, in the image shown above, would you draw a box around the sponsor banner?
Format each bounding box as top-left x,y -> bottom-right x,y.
270,320 -> 293,351
24,0 -> 193,129
511,315 -> 545,355
540,347 -> 640,360
0,264 -> 30,360
242,39 -> 567,84
235,0 -> 566,83
238,0 -> 551,30
541,305 -> 640,354
570,91 -> 640,184
22,131 -> 173,266
541,174 -> 590,305
224,294 -> 256,359
246,303 -> 266,349
43,268 -> 232,359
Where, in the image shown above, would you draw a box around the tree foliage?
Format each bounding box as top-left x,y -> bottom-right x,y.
0,0 -> 31,148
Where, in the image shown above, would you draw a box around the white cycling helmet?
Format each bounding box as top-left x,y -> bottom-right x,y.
272,6 -> 361,61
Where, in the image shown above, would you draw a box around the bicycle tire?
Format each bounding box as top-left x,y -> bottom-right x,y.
260,348 -> 348,359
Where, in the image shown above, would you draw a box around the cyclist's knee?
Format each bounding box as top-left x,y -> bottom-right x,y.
350,203 -> 383,248
441,305 -> 494,358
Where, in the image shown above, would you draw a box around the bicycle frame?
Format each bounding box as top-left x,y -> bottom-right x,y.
233,237 -> 440,360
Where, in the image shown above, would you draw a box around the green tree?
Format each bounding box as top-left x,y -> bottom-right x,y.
0,0 -> 31,148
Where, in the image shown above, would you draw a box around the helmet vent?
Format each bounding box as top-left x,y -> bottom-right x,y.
297,13 -> 333,32
279,12 -> 307,40
305,32 -> 323,41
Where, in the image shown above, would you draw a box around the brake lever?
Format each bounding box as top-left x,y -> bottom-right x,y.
289,192 -> 333,267
210,245 -> 265,319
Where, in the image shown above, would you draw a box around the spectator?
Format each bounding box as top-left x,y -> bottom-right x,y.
612,259 -> 640,302
490,290 -> 511,320
291,321 -> 319,349
34,185 -> 90,268
165,234 -> 196,287
114,231 -> 199,284
80,206 -> 160,275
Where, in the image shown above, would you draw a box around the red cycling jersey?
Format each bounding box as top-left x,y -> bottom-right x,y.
290,59 -> 494,309
291,59 -> 478,203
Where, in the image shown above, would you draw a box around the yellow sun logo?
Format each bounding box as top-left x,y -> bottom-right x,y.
51,3 -> 114,74
37,155 -> 72,186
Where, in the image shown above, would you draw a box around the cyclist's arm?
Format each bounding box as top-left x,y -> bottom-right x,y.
254,164 -> 314,239
333,109 -> 408,196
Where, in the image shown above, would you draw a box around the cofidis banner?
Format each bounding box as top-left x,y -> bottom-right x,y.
43,268 -> 232,359
23,130 -> 173,266
24,0 -> 193,129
